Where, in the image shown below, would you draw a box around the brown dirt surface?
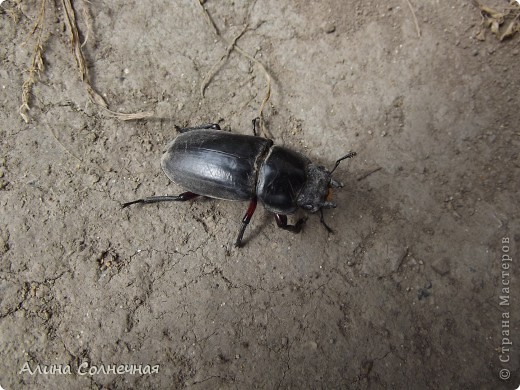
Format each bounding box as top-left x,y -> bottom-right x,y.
1,0 -> 519,389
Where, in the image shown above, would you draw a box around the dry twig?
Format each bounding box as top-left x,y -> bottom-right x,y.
475,0 -> 520,41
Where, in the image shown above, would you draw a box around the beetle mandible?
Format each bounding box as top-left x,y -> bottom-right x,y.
122,120 -> 356,247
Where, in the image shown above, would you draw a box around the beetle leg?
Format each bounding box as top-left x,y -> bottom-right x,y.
175,123 -> 221,133
319,209 -> 334,234
235,197 -> 258,248
122,191 -> 199,208
274,214 -> 307,233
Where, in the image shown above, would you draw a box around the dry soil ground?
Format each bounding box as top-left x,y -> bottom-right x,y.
1,0 -> 519,389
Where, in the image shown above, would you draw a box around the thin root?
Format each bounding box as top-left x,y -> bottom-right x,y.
44,120 -> 83,164
200,24 -> 249,98
196,0 -> 272,138
61,0 -> 153,120
61,0 -> 107,107
19,0 -> 47,123
80,0 -> 93,47
405,0 -> 421,38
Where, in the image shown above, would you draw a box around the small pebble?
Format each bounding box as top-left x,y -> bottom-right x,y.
324,22 -> 336,34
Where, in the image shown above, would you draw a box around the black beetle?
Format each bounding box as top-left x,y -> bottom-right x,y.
123,121 -> 355,247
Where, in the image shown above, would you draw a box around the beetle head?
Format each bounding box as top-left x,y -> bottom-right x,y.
296,152 -> 356,213
296,164 -> 333,212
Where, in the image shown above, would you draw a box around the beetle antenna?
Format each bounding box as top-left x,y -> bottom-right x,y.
330,151 -> 356,174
